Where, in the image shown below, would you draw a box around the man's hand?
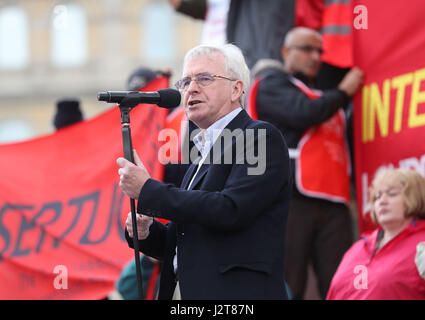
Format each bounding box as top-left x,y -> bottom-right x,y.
338,67 -> 364,97
126,212 -> 154,240
117,149 -> 150,199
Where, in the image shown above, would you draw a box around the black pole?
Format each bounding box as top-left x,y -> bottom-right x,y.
120,106 -> 144,300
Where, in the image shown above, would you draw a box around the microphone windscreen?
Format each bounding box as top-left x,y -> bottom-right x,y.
157,88 -> 181,109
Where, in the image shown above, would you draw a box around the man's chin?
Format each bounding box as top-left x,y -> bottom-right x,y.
187,113 -> 204,128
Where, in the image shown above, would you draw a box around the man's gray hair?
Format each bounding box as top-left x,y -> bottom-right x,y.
183,43 -> 251,108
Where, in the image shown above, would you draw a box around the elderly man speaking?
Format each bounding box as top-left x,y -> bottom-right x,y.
117,43 -> 291,300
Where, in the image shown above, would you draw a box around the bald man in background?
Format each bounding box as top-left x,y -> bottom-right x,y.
252,27 -> 363,299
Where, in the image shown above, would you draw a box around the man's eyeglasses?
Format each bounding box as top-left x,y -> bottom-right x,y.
288,45 -> 324,55
175,73 -> 236,91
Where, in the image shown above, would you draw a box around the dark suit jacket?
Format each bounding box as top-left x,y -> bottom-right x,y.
126,109 -> 291,299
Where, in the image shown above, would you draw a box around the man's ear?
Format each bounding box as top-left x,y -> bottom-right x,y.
231,80 -> 244,103
281,46 -> 290,61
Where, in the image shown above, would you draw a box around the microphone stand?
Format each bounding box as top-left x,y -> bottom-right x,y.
119,96 -> 144,300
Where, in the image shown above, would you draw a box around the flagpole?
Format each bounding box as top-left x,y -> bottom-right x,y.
119,104 -> 144,300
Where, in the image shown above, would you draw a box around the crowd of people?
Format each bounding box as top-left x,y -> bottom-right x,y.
55,0 -> 425,300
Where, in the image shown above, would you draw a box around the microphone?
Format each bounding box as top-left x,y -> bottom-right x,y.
97,88 -> 181,109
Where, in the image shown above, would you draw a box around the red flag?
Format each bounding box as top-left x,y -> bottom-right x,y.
0,77 -> 169,299
353,1 -> 425,233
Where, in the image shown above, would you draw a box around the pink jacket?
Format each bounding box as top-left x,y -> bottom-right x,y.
327,220 -> 425,300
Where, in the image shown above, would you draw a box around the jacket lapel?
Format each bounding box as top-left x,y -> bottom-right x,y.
180,158 -> 200,189
188,163 -> 209,190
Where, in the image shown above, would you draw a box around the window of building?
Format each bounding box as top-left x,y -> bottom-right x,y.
0,6 -> 29,70
0,119 -> 34,143
141,3 -> 176,62
51,4 -> 88,67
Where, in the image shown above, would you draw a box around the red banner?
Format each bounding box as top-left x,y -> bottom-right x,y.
353,1 -> 425,233
0,77 -> 169,299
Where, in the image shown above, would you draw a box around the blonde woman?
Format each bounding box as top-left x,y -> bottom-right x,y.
327,168 -> 425,299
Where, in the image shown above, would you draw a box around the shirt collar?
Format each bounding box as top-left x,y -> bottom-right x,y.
193,107 -> 242,158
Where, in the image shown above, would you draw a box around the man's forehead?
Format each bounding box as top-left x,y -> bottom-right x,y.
183,53 -> 225,76
289,32 -> 322,46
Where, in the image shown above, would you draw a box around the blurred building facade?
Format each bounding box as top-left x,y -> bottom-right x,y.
0,0 -> 202,142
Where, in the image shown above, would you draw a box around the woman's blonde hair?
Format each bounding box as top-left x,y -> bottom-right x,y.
369,168 -> 425,224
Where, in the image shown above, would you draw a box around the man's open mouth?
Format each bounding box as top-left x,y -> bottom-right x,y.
189,100 -> 202,106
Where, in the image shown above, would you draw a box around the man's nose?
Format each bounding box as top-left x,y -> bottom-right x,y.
311,49 -> 321,62
187,78 -> 200,93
